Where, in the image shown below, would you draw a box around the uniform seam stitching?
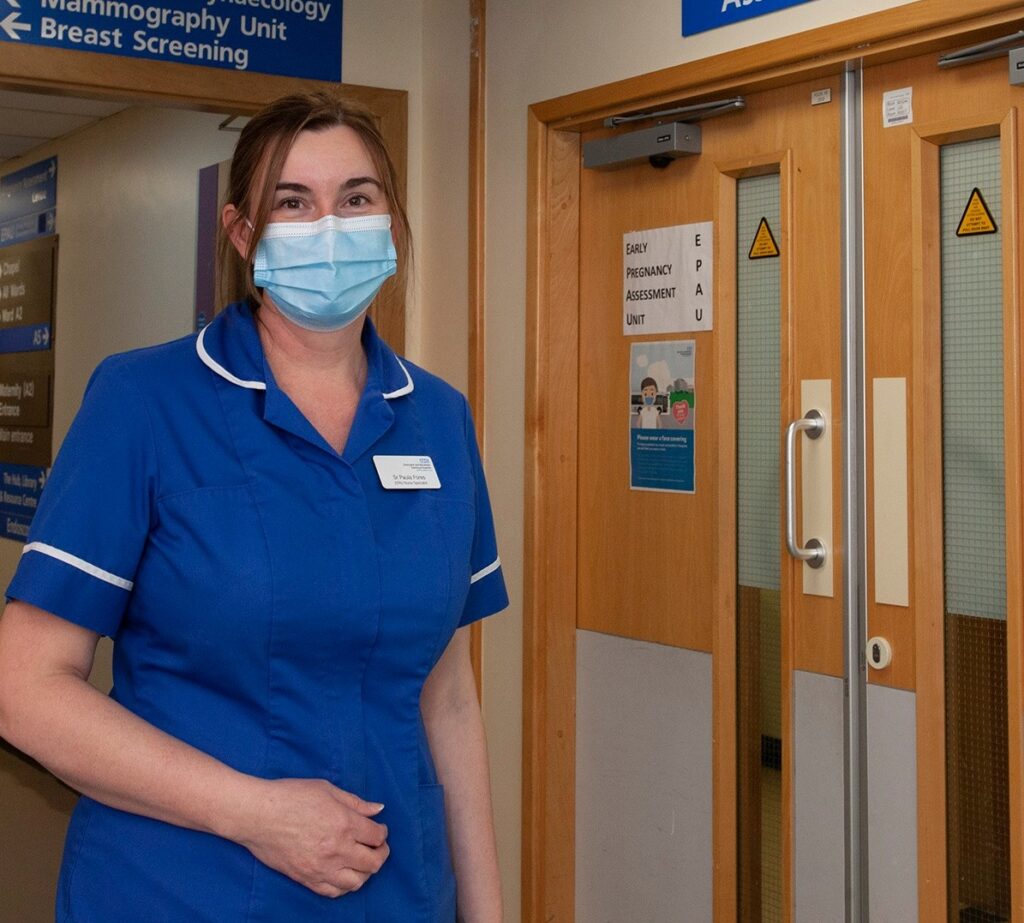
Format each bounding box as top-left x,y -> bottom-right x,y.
119,360 -> 163,526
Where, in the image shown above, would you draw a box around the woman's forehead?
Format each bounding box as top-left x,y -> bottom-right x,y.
279,125 -> 379,181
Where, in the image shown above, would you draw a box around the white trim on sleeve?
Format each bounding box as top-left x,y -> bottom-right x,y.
196,325 -> 267,391
23,542 -> 135,591
470,556 -> 501,585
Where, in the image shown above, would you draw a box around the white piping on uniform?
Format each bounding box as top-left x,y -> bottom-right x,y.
196,326 -> 267,391
470,556 -> 501,585
23,542 -> 134,591
383,358 -> 414,399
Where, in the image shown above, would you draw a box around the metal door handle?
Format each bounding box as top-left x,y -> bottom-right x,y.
785,409 -> 827,569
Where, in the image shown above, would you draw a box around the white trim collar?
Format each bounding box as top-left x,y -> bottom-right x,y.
195,309 -> 412,398
196,324 -> 266,391
383,358 -> 414,399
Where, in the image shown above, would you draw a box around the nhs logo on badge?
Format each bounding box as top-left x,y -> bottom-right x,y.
683,0 -> 816,36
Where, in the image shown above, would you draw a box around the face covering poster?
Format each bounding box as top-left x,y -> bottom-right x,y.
629,340 -> 695,493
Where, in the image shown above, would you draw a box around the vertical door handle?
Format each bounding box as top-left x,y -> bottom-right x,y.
785,409 -> 827,568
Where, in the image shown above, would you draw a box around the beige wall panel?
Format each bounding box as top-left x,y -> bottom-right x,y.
872,377 -> 909,607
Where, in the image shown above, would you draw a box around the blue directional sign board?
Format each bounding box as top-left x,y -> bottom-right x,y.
0,157 -> 56,247
0,0 -> 342,80
0,462 -> 46,541
0,163 -> 55,541
683,0 -> 815,35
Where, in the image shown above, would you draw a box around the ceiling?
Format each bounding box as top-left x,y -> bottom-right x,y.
0,89 -> 128,168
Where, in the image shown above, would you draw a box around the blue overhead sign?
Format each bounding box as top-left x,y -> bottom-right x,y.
683,0 -> 816,35
0,158 -> 56,247
0,0 -> 342,80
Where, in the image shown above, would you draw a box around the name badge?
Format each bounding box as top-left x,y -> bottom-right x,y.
373,455 -> 441,490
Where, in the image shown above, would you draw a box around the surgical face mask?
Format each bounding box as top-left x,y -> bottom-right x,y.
643,395 -> 655,406
252,214 -> 397,332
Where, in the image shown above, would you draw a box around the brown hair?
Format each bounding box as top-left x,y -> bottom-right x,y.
218,91 -> 411,308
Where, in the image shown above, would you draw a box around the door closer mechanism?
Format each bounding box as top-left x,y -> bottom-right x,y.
582,96 -> 745,170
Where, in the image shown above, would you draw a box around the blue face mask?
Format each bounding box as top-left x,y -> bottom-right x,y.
252,214 -> 397,331
643,395 -> 655,405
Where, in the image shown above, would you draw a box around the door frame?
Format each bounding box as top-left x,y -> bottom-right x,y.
522,2 -> 1024,920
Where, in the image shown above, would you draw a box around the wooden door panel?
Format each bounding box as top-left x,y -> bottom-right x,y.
577,77 -> 843,677
863,49 -> 1024,922
576,75 -> 842,923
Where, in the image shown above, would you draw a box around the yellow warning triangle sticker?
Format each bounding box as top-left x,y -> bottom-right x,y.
956,187 -> 998,237
748,217 -> 780,259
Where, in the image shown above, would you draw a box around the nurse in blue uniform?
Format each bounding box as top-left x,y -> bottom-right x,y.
0,92 -> 508,922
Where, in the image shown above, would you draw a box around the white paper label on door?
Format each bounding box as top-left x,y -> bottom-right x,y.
882,87 -> 913,127
623,222 -> 712,335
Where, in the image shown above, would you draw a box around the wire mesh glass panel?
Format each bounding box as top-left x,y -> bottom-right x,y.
738,176 -> 781,592
736,173 -> 782,923
939,137 -> 1010,923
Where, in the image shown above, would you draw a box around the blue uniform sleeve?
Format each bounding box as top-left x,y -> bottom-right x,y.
6,358 -> 156,637
459,401 -> 508,627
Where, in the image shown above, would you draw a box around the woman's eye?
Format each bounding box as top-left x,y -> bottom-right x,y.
345,193 -> 372,209
272,197 -> 306,212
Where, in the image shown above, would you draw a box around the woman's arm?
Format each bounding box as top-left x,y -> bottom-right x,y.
0,600 -> 389,897
421,626 -> 502,922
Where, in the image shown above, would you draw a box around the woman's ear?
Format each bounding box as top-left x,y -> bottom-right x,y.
222,204 -> 251,258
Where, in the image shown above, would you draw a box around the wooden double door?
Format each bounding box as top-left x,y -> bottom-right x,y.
527,21 -> 1024,922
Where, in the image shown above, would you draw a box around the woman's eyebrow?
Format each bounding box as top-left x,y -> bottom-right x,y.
274,178 -> 380,193
343,176 -> 382,189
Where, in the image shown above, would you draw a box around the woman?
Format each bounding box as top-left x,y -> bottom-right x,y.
0,92 -> 507,922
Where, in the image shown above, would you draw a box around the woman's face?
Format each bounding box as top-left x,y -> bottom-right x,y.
268,124 -> 388,224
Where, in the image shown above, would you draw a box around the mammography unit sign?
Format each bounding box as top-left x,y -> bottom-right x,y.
0,0 -> 342,80
623,222 -> 712,335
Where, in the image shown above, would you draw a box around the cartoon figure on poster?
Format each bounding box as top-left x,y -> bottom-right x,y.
630,341 -> 695,493
636,377 -> 663,428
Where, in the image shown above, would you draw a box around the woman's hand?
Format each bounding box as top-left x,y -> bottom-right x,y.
236,777 -> 390,898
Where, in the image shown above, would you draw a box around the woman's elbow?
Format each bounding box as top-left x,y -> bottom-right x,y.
0,601 -> 97,749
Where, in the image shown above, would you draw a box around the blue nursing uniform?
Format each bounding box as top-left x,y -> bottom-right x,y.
7,302 -> 508,922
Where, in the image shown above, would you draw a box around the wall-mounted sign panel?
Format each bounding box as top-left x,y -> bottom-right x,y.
0,235 -> 56,355
0,217 -> 56,539
0,462 -> 47,541
683,0 -> 816,36
0,372 -> 51,427
0,0 -> 342,80
0,158 -> 57,246
623,222 -> 712,335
